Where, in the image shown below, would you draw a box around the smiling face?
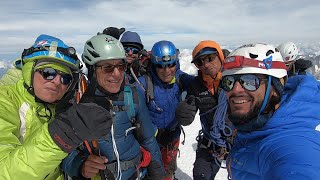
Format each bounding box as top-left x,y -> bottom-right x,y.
124,46 -> 140,64
33,71 -> 69,103
225,74 -> 271,125
95,59 -> 125,93
195,53 -> 222,78
155,64 -> 177,83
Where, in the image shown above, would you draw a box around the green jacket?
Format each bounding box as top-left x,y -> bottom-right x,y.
0,79 -> 67,179
0,68 -> 22,85
0,58 -> 23,85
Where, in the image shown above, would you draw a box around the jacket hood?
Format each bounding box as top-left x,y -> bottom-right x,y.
22,61 -> 36,88
120,31 -> 144,50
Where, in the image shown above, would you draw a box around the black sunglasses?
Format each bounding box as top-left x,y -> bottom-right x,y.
194,53 -> 218,67
221,74 -> 268,92
124,47 -> 140,54
37,68 -> 73,85
96,63 -> 127,74
155,62 -> 176,69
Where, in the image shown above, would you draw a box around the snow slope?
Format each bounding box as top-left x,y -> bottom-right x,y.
176,113 -> 228,179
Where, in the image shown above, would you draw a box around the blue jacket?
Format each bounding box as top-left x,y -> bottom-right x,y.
136,69 -> 194,131
62,85 -> 163,179
227,75 -> 320,180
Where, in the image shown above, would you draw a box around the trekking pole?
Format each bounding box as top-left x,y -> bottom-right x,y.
92,140 -> 106,180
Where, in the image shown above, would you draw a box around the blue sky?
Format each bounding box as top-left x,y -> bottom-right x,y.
1,0 -> 320,61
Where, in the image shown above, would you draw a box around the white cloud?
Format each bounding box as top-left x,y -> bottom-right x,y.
0,0 -> 320,60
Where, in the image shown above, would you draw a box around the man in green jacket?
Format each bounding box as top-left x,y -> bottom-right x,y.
0,34 -> 113,179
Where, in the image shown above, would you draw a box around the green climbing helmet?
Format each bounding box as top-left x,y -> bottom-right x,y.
82,34 -> 127,65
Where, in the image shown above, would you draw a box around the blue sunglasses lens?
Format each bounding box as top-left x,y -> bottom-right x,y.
38,68 -> 73,85
125,47 -> 140,54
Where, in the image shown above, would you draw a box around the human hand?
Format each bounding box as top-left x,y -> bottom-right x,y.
99,27 -> 126,40
81,154 -> 108,178
176,95 -> 197,126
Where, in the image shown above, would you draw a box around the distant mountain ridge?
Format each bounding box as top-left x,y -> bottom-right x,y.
1,43 -> 320,79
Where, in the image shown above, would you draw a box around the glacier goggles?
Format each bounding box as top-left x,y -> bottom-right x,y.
221,74 -> 268,92
36,68 -> 73,85
124,47 -> 140,54
96,63 -> 127,74
194,53 -> 218,67
152,53 -> 177,62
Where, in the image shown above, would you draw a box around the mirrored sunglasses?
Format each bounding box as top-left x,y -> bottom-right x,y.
36,68 -> 73,85
194,53 -> 218,67
124,47 -> 140,54
221,74 -> 268,92
97,63 -> 127,74
155,62 -> 176,69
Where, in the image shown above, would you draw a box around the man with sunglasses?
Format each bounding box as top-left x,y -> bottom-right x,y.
0,34 -> 113,180
220,43 -> 320,179
135,40 -> 194,180
175,40 -> 233,180
62,34 -> 165,180
120,31 -> 150,83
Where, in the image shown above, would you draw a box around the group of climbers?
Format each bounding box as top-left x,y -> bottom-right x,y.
0,26 -> 319,180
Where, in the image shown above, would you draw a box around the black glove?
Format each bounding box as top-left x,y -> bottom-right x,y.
98,27 -> 125,40
144,160 -> 165,180
48,102 -> 113,153
295,59 -> 313,70
195,96 -> 217,113
175,95 -> 197,126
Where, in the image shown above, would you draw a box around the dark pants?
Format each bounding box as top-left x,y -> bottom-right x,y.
193,148 -> 221,180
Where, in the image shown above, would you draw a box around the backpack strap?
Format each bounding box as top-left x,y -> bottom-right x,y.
124,85 -> 136,123
144,72 -> 182,102
143,73 -> 154,104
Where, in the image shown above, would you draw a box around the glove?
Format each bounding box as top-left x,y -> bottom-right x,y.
175,95 -> 197,126
48,102 -> 113,153
195,96 -> 217,113
98,27 -> 125,39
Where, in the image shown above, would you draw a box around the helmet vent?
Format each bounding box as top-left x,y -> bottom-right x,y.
83,55 -> 91,62
87,41 -> 94,49
266,50 -> 274,56
88,49 -> 100,58
249,53 -> 258,59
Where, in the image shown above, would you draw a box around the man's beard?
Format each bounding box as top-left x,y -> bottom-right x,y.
228,101 -> 262,127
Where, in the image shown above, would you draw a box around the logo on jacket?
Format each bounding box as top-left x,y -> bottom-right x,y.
199,91 -> 209,96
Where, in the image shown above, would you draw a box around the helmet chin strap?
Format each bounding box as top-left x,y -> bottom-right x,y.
259,75 -> 272,114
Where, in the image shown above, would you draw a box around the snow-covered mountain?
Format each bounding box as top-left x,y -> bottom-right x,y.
0,60 -> 14,77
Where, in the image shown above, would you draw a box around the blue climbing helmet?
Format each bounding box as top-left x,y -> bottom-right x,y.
21,34 -> 80,71
150,40 -> 178,66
